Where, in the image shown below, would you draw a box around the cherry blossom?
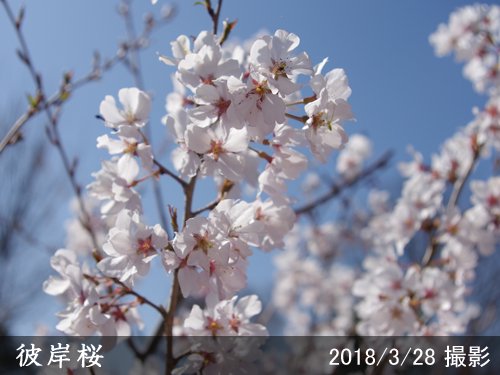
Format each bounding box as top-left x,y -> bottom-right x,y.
97,125 -> 153,181
184,294 -> 267,336
185,123 -> 249,181
249,29 -> 312,96
336,134 -> 372,178
87,158 -> 143,218
99,87 -> 151,128
41,5 -> 500,362
175,31 -> 240,91
430,4 -> 500,93
98,210 -> 168,284
304,88 -> 352,162
44,249 -> 143,336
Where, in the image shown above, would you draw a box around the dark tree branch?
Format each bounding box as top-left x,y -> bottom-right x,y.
294,150 -> 393,215
205,0 -> 223,35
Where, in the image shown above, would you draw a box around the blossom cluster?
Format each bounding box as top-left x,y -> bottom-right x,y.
271,4 -> 500,338
44,26 -> 354,340
42,5 -> 500,369
430,4 -> 500,93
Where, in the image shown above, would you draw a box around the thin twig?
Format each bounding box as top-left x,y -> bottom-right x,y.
191,199 -> 220,216
205,0 -> 223,35
1,0 -> 101,256
285,112 -> 308,124
154,159 -> 188,188
112,277 -> 167,318
0,1 -> 175,153
294,151 -> 393,215
422,143 -> 483,266
447,145 -> 482,211
182,176 -> 198,224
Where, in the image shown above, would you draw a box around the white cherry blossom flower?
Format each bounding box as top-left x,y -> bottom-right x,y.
185,123 -> 249,181
304,88 -> 352,162
176,31 -> 240,91
98,210 -> 168,284
97,125 -> 153,181
165,110 -> 201,178
249,29 -> 312,96
99,88 -> 151,128
44,249 -> 143,336
87,159 -> 142,218
189,80 -> 243,128
253,199 -> 295,251
184,295 -> 267,336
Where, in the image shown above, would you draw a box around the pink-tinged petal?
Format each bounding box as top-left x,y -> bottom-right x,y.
172,233 -> 191,258
159,54 -> 177,66
184,305 -> 205,330
291,52 -> 313,74
162,251 -> 180,272
185,125 -> 212,153
136,144 -> 154,171
314,57 -> 329,75
272,76 -> 300,96
99,96 -> 125,126
249,38 -> 271,66
89,305 -> 109,325
117,154 -> 139,183
118,88 -> 150,124
189,105 -> 217,128
218,154 -> 245,181
333,99 -> 354,122
193,30 -> 215,51
275,29 -> 300,52
114,209 -> 133,230
262,94 -> 286,125
102,239 -> 121,258
172,35 -> 191,59
152,224 -> 169,248
97,255 -> 130,278
226,76 -> 246,93
196,84 -> 220,103
50,249 -> 78,272
115,319 -> 132,337
236,295 -> 262,318
188,250 -> 210,271
239,323 -> 268,336
96,135 -> 125,154
216,59 -> 240,78
43,276 -> 70,296
108,230 -> 134,255
55,317 -> 74,335
178,267 -> 198,297
172,148 -> 201,178
325,68 -> 352,100
117,124 -> 142,140
224,128 -> 248,153
134,92 -> 152,123
135,258 -> 153,276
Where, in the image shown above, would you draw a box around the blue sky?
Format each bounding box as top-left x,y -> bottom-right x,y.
1,0 -> 494,334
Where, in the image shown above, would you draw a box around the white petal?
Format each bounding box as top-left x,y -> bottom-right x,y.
117,154 -> 139,183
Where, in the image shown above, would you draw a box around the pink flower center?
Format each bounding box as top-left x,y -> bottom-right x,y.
209,140 -> 225,161
216,98 -> 231,117
137,236 -> 154,255
206,317 -> 222,336
193,232 -> 213,252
